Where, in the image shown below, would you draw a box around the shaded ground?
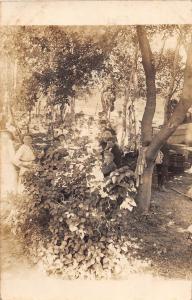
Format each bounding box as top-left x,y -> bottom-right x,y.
1,174 -> 192,300
125,173 -> 192,279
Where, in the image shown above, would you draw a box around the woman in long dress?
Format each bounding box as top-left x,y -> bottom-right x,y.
0,130 -> 18,196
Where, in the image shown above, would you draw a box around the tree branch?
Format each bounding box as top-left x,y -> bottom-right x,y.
164,34 -> 182,123
121,45 -> 138,146
156,32 -> 167,71
169,72 -> 184,99
146,40 -> 192,162
136,25 -> 156,146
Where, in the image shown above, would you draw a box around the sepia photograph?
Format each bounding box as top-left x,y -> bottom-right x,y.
0,2 -> 192,300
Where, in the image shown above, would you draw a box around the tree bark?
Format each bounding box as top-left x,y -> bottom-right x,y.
162,36 -> 182,183
27,110 -> 31,133
164,36 -> 181,124
70,97 -> 76,122
156,33 -> 167,71
121,87 -> 131,146
101,89 -> 110,122
136,26 -> 156,146
137,39 -> 192,213
121,46 -> 138,147
9,107 -> 22,142
136,163 -> 154,214
61,105 -> 67,122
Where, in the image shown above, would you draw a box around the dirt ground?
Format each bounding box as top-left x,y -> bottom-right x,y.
1,174 -> 192,300
125,173 -> 192,279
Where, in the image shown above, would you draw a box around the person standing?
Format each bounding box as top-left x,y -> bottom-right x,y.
13,135 -> 36,193
155,148 -> 169,192
0,130 -> 18,196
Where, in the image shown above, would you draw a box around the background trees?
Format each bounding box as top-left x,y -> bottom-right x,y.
1,25 -> 192,214
1,26 -> 118,126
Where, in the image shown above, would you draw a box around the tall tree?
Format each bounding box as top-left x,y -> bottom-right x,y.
164,35 -> 182,124
136,26 -> 156,146
136,26 -> 192,213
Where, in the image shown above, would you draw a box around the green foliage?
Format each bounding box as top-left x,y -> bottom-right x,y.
2,26 -> 112,111
2,24 -> 189,113
155,49 -> 185,98
8,118 -> 139,279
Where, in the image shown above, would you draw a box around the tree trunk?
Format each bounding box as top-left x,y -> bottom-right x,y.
27,110 -> 32,133
136,163 -> 155,214
132,73 -> 138,150
50,104 -> 54,138
136,26 -> 156,146
164,36 -> 181,124
161,37 -> 182,184
13,59 -> 17,91
71,97 -> 75,115
61,105 -> 67,122
156,33 -> 167,71
121,87 -> 130,146
121,46 -> 138,147
101,89 -> 109,121
137,39 -> 192,213
9,107 -> 22,142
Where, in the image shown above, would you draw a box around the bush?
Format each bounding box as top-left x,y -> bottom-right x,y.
10,122 -> 139,279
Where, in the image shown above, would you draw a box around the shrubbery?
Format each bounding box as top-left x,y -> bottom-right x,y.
10,119 -> 141,279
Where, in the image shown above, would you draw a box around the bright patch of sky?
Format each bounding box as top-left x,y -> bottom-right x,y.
151,34 -> 187,61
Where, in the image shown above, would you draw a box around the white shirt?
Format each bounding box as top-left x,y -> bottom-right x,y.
13,144 -> 35,168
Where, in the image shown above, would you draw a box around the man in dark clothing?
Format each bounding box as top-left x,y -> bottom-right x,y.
99,133 -> 123,177
156,144 -> 170,192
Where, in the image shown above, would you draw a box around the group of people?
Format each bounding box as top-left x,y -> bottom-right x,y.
1,125 -> 67,196
98,118 -> 169,192
1,115 -> 169,197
